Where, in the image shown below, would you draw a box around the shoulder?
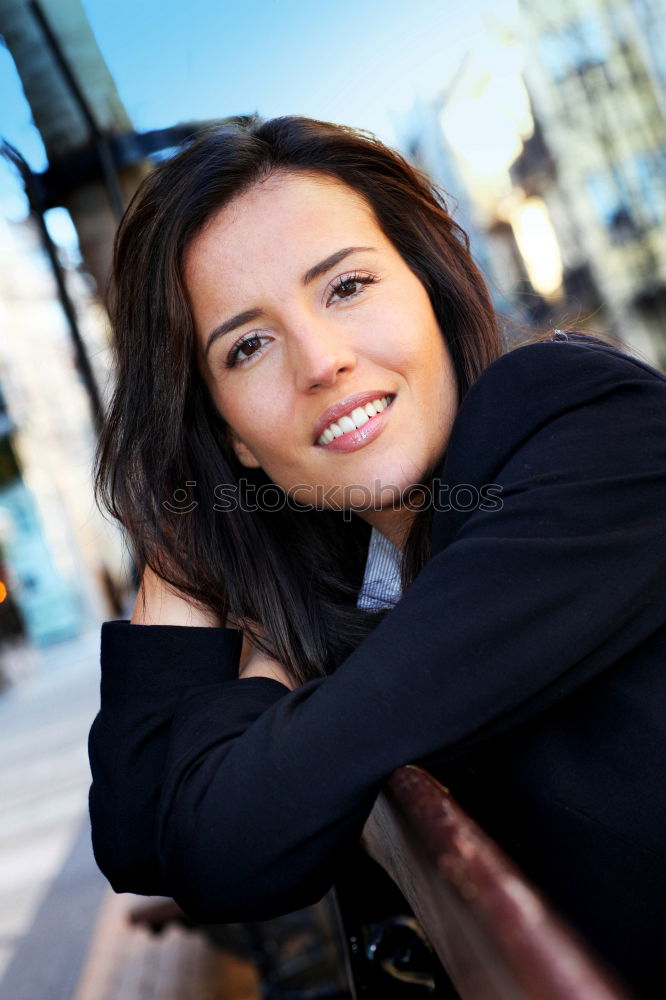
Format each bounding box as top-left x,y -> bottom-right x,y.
431,332 -> 665,553
461,331 -> 664,424
444,332 -> 665,481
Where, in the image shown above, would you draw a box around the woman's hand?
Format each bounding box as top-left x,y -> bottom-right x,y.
131,567 -> 295,688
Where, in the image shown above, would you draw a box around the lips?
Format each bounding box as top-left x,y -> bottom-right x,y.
312,390 -> 395,445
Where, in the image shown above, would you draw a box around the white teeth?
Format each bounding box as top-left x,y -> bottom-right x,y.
317,395 -> 394,445
350,406 -> 370,427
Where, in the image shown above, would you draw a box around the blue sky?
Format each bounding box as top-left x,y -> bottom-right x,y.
0,0 -> 508,227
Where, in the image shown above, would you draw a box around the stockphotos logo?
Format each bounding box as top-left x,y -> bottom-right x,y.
163,479 -> 503,519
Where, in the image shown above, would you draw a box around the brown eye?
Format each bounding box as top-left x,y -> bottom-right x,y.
239,335 -> 262,357
337,279 -> 359,298
225,333 -> 269,369
328,273 -> 376,305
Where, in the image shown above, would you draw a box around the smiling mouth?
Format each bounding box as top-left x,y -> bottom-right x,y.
316,394 -> 396,446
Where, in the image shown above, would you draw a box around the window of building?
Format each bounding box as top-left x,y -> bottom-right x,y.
628,151 -> 666,226
585,169 -> 639,243
538,16 -> 610,83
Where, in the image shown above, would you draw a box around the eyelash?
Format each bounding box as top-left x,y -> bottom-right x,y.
223,272 -> 378,369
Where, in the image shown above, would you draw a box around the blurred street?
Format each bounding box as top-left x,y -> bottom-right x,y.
0,631 -> 262,1000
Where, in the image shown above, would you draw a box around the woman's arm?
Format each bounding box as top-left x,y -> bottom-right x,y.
155,342 -> 666,922
89,566 -> 294,894
89,566 -> 250,895
89,340 -> 666,919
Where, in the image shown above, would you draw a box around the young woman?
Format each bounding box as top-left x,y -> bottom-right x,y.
88,115 -> 666,998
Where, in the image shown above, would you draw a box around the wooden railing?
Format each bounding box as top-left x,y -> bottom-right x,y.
128,764 -> 638,998
356,764 -> 636,1000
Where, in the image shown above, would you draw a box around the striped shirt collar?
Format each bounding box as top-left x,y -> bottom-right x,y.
356,526 -> 404,611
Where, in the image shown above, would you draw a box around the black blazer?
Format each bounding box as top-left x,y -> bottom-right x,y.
88,333 -> 666,997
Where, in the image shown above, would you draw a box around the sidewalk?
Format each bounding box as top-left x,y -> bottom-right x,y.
0,629 -> 102,987
0,629 -> 261,999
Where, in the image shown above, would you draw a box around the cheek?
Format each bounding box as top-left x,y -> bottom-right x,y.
206,381 -> 256,450
375,290 -> 442,357
222,387 -> 293,459
374,320 -> 443,374
366,312 -> 414,365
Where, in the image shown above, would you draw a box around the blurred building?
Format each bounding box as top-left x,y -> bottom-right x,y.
517,0 -> 666,366
0,214 -> 129,645
393,98 -> 495,282
393,96 -> 546,338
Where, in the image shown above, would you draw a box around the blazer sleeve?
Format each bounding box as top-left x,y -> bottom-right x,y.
89,340 -> 666,921
87,621 -> 257,895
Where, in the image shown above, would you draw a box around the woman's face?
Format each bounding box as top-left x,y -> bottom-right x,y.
186,170 -> 458,547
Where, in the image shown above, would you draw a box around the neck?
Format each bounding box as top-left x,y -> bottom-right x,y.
358,507 -> 413,552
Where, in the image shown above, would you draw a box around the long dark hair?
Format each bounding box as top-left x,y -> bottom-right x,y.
95,114 -> 502,683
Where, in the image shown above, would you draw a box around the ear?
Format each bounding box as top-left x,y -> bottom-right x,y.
226,427 -> 262,469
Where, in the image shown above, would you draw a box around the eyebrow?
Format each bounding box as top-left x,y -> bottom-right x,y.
202,245 -> 377,358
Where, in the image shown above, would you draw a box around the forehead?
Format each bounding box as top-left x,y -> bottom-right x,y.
184,170 -> 382,280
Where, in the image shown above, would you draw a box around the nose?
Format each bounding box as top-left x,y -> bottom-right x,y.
291,318 -> 357,392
